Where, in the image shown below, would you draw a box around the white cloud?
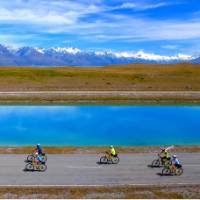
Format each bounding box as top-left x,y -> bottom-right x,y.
0,0 -> 199,51
142,2 -> 168,10
0,0 -> 103,27
162,45 -> 178,49
0,34 -> 34,46
101,1 -> 171,12
0,8 -> 76,25
114,2 -> 169,11
78,16 -> 200,43
114,3 -> 137,9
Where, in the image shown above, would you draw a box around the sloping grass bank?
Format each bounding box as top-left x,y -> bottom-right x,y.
0,184 -> 199,199
0,145 -> 200,154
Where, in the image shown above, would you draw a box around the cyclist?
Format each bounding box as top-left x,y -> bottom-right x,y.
160,147 -> 171,164
35,144 -> 43,155
34,152 -> 44,165
109,145 -> 117,158
171,155 -> 182,172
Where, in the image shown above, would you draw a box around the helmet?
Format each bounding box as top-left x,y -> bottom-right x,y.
37,144 -> 40,146
110,145 -> 113,148
172,155 -> 177,158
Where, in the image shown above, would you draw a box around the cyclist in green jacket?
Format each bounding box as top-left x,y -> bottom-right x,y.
160,147 -> 171,163
110,145 -> 117,157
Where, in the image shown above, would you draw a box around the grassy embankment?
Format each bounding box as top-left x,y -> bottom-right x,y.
0,63 -> 200,103
0,185 -> 200,198
1,145 -> 200,154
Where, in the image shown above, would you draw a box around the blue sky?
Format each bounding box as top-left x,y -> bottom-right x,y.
0,0 -> 200,55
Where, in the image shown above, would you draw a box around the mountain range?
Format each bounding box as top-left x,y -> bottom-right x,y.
0,44 -> 198,67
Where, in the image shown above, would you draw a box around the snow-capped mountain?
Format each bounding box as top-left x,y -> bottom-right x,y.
0,44 -> 196,67
113,51 -> 192,62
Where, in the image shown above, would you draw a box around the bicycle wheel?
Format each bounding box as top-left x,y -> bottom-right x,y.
26,163 -> 34,171
176,168 -> 183,176
100,156 -> 108,164
152,159 -> 160,167
112,156 -> 120,164
162,167 -> 171,175
27,154 -> 34,162
39,164 -> 47,172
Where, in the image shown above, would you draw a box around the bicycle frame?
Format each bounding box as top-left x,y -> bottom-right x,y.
165,164 -> 179,174
32,160 -> 42,170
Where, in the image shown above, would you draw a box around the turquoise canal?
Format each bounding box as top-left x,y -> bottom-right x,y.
0,106 -> 199,146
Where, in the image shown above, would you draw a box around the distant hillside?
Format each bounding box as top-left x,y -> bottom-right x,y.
0,44 -> 195,67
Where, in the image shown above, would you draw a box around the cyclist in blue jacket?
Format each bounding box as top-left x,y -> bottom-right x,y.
36,144 -> 43,155
171,155 -> 182,171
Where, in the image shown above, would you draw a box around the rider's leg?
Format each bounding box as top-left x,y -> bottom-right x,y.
161,156 -> 166,164
172,164 -> 176,173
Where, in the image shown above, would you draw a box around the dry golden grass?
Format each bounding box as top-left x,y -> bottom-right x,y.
0,185 -> 199,199
0,63 -> 200,91
0,145 -> 200,154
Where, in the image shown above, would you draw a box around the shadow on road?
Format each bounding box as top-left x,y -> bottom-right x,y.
147,164 -> 161,168
24,160 -> 31,163
96,161 -> 108,165
23,168 -> 42,172
23,168 -> 32,172
157,172 -> 173,176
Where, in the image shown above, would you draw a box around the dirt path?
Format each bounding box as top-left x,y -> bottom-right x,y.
0,91 -> 200,104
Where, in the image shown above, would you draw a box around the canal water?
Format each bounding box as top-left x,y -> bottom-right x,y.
0,105 -> 199,146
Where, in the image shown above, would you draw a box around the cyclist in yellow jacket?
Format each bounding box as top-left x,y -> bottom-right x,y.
160,147 -> 171,164
110,145 -> 117,157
